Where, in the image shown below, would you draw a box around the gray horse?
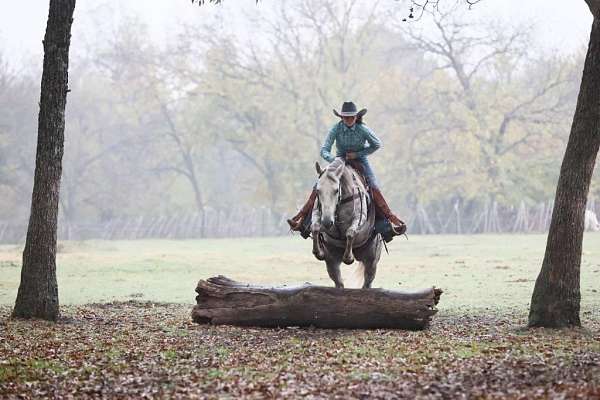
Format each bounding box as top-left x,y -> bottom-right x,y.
311,158 -> 382,288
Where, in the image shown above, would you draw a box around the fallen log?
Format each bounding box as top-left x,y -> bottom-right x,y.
192,276 -> 442,330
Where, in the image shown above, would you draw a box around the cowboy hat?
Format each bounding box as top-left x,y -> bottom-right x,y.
333,101 -> 367,118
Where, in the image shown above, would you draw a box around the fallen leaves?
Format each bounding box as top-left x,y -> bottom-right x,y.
0,302 -> 599,399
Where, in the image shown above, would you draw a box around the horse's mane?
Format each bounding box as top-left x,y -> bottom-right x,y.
323,158 -> 367,193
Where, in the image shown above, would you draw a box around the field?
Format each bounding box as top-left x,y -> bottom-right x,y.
1,234 -> 600,398
1,233 -> 600,309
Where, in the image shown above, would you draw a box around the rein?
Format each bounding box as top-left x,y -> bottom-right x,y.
339,193 -> 361,205
316,160 -> 371,244
328,170 -> 367,239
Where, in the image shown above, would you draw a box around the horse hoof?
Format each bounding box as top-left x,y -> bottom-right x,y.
342,256 -> 354,265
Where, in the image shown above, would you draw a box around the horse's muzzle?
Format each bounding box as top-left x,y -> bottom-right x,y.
322,217 -> 334,230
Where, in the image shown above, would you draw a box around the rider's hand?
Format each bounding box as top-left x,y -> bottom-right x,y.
346,151 -> 357,160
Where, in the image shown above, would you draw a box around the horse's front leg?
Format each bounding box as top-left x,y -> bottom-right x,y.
342,209 -> 362,264
311,207 -> 325,261
312,230 -> 325,261
342,227 -> 357,265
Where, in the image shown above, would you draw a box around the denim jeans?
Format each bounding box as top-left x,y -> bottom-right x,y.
355,156 -> 379,189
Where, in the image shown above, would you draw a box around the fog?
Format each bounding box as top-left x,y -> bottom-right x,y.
1,0 -> 592,67
0,0 -> 597,242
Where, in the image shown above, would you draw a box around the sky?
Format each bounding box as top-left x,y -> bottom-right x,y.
0,0 -> 594,70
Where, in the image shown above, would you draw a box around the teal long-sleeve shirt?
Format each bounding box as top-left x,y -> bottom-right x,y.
320,122 -> 382,162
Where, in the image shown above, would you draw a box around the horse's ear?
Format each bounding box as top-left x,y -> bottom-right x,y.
315,162 -> 323,176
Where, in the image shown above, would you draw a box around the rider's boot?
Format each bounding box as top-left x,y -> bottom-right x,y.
287,188 -> 318,231
371,188 -> 407,236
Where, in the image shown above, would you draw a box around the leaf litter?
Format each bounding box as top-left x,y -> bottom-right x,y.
0,302 -> 599,399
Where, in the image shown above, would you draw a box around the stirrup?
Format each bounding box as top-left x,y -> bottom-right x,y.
391,223 -> 407,236
300,228 -> 311,239
381,224 -> 405,243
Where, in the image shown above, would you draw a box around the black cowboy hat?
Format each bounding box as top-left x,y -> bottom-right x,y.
333,101 -> 367,118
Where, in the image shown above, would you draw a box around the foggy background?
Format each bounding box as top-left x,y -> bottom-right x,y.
0,0 -> 598,242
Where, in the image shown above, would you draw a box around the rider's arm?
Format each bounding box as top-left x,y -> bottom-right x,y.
356,125 -> 381,158
320,124 -> 337,163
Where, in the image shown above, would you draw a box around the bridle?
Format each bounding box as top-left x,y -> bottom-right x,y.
317,170 -> 364,232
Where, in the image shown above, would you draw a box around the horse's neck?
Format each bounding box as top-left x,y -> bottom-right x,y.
340,166 -> 365,197
338,168 -> 352,198
322,161 -> 366,200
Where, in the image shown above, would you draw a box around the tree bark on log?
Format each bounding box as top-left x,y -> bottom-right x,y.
192,276 -> 442,330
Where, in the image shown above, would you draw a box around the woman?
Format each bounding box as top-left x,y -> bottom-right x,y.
288,101 -> 406,237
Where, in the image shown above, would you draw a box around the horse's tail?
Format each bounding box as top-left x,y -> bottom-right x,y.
345,261 -> 365,288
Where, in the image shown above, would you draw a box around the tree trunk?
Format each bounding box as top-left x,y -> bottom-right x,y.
12,0 -> 76,321
528,15 -> 600,328
192,276 -> 442,330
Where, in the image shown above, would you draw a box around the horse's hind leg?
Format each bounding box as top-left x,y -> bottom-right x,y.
362,259 -> 377,289
326,258 -> 344,288
361,236 -> 382,289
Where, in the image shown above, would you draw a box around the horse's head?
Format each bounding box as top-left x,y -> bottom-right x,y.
315,158 -> 345,230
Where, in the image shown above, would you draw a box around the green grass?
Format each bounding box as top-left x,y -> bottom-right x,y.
1,233 -> 599,310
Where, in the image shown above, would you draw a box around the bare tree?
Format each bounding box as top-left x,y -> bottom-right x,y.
529,1 -> 600,328
154,97 -> 207,217
397,11 -> 575,205
13,0 -> 76,321
403,0 -> 599,330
